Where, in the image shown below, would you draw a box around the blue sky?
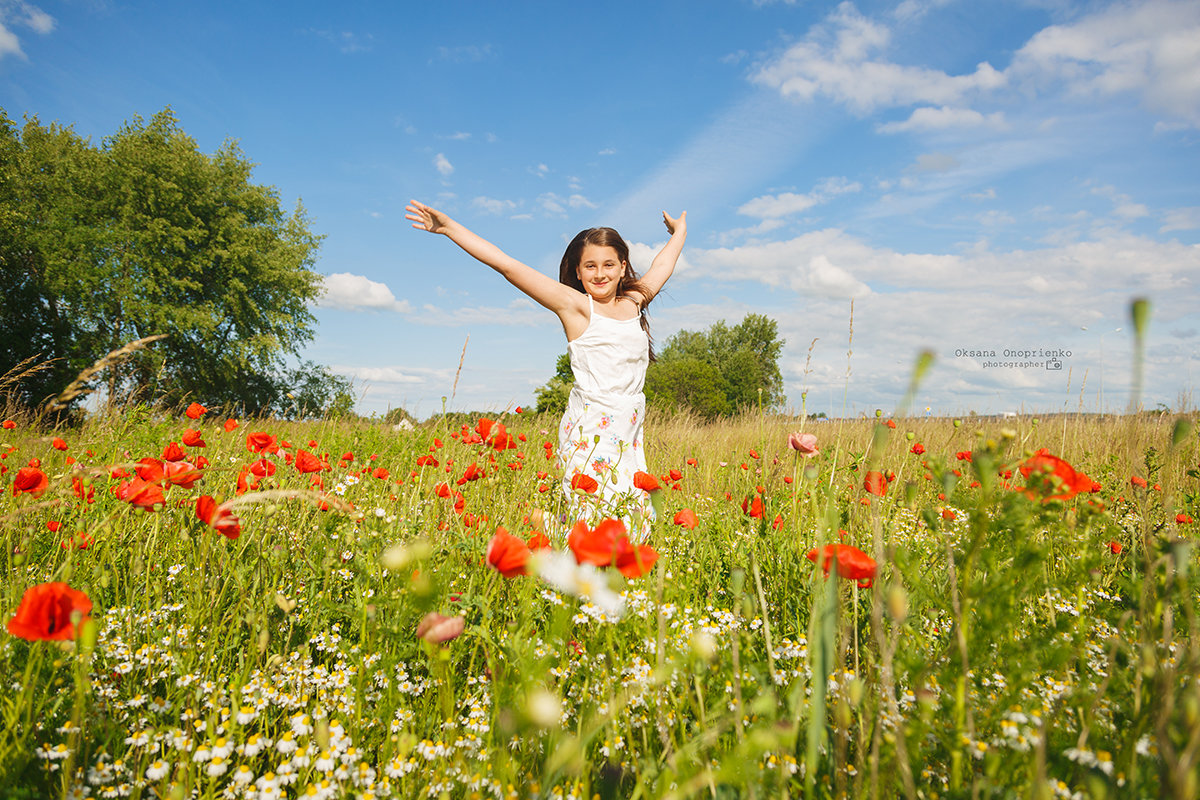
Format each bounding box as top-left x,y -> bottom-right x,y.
3,0 -> 1198,419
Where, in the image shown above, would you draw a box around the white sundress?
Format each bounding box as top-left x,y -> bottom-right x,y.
558,295 -> 650,523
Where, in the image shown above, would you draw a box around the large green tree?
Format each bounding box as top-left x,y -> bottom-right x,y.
647,313 -> 786,416
0,107 -> 336,416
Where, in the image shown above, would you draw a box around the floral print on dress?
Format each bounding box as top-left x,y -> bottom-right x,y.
598,414 -> 611,430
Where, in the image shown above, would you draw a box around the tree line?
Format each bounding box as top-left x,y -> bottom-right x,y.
0,107 -> 352,419
536,313 -> 787,418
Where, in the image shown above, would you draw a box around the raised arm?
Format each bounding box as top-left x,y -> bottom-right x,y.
632,210 -> 687,305
405,200 -> 582,317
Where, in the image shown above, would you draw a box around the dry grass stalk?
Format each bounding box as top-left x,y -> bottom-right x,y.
40,334 -> 168,414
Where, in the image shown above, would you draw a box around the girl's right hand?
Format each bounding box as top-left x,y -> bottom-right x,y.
406,200 -> 451,234
662,210 -> 687,236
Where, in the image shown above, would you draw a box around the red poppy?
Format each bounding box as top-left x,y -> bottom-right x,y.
185,402 -> 207,420
772,514 -> 784,531
633,471 -> 660,493
956,451 -> 973,462
567,518 -> 626,566
1019,449 -> 1095,501
182,429 -> 206,448
741,495 -> 764,518
457,462 -> 485,485
863,471 -> 886,497
1,420 -> 15,429
486,527 -> 530,577
6,582 -> 93,641
416,455 -> 438,467
475,417 -> 495,438
372,467 -> 390,480
527,531 -> 552,550
51,437 -> 68,451
158,441 -> 184,462
614,539 -> 658,578
294,450 -> 325,474
135,457 -> 165,484
1177,513 -> 1194,524
46,520 -> 62,532
911,443 -> 926,455
12,466 -> 49,497
1130,475 -> 1147,488
673,508 -> 699,529
250,458 -> 276,478
196,495 -> 242,539
224,418 -> 239,432
885,419 -> 897,429
114,477 -> 165,510
806,544 -> 878,587
164,460 -> 201,489
1107,541 -> 1122,554
570,473 -> 599,494
245,432 -> 278,454
72,476 -> 95,504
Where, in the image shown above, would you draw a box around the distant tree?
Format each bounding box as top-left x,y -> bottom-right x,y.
643,357 -> 729,419
535,353 -> 574,416
648,313 -> 786,415
0,107 -> 329,416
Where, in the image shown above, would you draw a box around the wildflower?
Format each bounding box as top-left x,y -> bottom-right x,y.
51,437 -> 68,451
673,508 -> 699,530
12,466 -> 49,497
486,527 -> 531,577
741,495 -> 764,518
956,450 -> 973,462
532,550 -> 625,618
567,518 -> 657,577
162,441 -> 186,461
527,531 -> 551,550
570,472 -> 599,494
911,443 -> 926,455
1178,513 -> 1194,524
885,419 -> 897,429
416,612 -> 466,644
145,761 -> 170,781
1130,475 -> 1147,488
295,450 -> 325,474
184,402 -> 207,419
458,462 -> 485,484
246,432 -> 278,453
1019,450 -> 1096,501
114,476 -> 165,510
1108,541 -> 1122,554
863,471 -> 886,496
788,432 -> 819,457
6,582 -> 92,641
182,429 -> 205,447
632,471 -> 660,492
1,420 -> 15,429
807,544 -> 878,588
224,418 -> 239,432
196,496 -> 242,539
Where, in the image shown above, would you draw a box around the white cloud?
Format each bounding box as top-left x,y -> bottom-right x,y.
910,152 -> 959,173
752,3 -> 1005,114
598,148 -> 616,156
568,193 -> 597,209
1161,207 -> 1200,232
413,300 -> 550,328
531,163 -> 550,178
1011,0 -> 1200,126
334,366 -> 429,385
320,273 -> 412,313
0,1 -> 55,60
473,196 -> 518,215
433,153 -> 454,177
738,191 -> 819,218
878,105 -> 1007,133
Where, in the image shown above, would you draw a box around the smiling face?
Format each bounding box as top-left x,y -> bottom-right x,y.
576,244 -> 627,301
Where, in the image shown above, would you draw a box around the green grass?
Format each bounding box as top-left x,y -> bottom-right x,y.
2,407 -> 1198,799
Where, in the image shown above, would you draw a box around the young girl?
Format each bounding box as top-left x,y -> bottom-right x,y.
405,200 -> 686,526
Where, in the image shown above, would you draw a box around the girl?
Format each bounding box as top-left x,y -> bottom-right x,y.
405,200 -> 686,526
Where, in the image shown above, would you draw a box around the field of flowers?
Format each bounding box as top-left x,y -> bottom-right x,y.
2,402 -> 1198,799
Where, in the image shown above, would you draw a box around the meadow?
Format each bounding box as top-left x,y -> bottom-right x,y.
2,403 -> 1198,799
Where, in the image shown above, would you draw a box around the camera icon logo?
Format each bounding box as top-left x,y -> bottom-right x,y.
1046,359 -> 1063,371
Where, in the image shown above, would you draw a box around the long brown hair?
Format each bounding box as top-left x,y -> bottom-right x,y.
558,227 -> 655,359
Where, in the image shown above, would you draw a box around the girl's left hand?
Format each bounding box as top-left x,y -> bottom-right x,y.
662,210 -> 687,235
